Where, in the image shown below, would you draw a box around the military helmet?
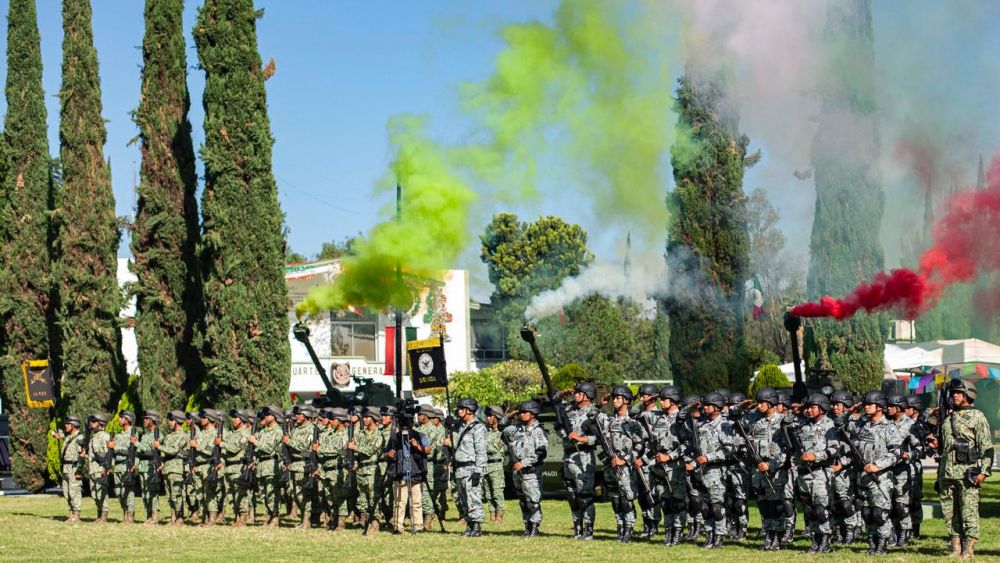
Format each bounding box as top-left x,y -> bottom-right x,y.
638,383 -> 659,397
63,415 -> 82,428
574,381 -> 597,401
659,385 -> 681,402
141,410 -> 160,423
486,406 -> 504,419
330,407 -> 349,422
703,392 -> 726,410
518,400 -> 542,416
262,405 -> 283,420
755,387 -> 778,405
380,404 -> 396,416
119,410 -> 136,424
830,390 -> 852,407
431,408 -> 444,419
611,386 -> 634,401
905,395 -> 923,410
863,391 -> 887,408
682,395 -> 702,408
714,388 -> 732,402
456,398 -> 479,413
775,391 -> 792,408
418,404 -> 437,418
887,393 -> 907,410
90,412 -> 110,425
166,410 -> 185,423
362,406 -> 381,419
804,393 -> 830,411
727,392 -> 747,406
948,379 -> 976,403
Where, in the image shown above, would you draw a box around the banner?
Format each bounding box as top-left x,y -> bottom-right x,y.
22,359 -> 55,408
407,336 -> 448,391
384,326 -> 396,376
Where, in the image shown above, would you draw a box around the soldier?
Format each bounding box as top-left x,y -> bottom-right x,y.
502,400 -> 547,537
690,391 -> 736,549
786,393 -> 840,553
285,404 -> 318,529
851,391 -> 903,554
351,406 -> 386,533
58,416 -> 85,523
248,406 -> 284,527
222,409 -> 253,526
594,386 -> 644,543
724,392 -> 750,540
184,411 -> 203,522
632,383 -> 661,539
679,394 -> 705,541
452,398 -> 487,537
886,393 -> 915,546
429,408 -> 450,526
744,388 -> 787,550
416,405 -> 444,530
828,391 -> 862,545
110,410 -> 139,523
648,385 -> 686,546
904,395 -> 930,539
135,410 -> 162,525
376,405 -> 396,525
926,380 -> 993,559
155,411 -> 189,525
83,413 -> 112,523
190,409 -> 223,525
318,408 -> 350,530
483,406 -> 506,524
562,382 -> 599,540
774,391 -> 797,544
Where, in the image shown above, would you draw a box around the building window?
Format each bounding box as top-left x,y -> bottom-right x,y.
330,309 -> 377,361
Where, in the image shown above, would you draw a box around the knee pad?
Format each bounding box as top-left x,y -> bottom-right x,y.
700,502 -> 713,520
710,503 -> 725,522
661,496 -> 676,516
671,497 -> 687,516
782,500 -> 795,518
688,495 -> 701,515
609,495 -> 622,515
813,505 -> 828,524
873,508 -> 887,526
519,498 -> 529,513
565,492 -> 577,511
525,501 -> 540,515
838,499 -> 855,517
892,502 -> 908,520
578,493 -> 593,512
760,500 -> 774,520
801,503 -> 814,521
734,499 -> 747,516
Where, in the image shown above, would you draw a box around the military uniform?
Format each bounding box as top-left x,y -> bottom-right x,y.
786,397 -> 841,552
724,407 -> 750,540
193,415 -> 221,522
830,408 -> 864,544
253,410 -> 284,525
905,399 -> 931,538
453,402 -> 487,536
183,416 -> 203,519
59,420 -> 85,521
693,408 -> 736,547
221,415 -> 252,524
504,406 -> 547,536
647,406 -> 687,545
890,405 -> 916,544
112,421 -> 139,522
417,414 -> 444,526
562,400 -> 598,537
937,401 -> 993,553
746,407 -> 787,549
634,406 -> 663,538
318,413 -> 349,528
134,422 -> 161,523
158,413 -> 189,523
355,412 -> 386,531
595,408 -> 644,541
85,417 -> 113,521
855,408 -> 901,553
483,420 -> 506,521
287,412 -> 319,527
376,414 -> 395,524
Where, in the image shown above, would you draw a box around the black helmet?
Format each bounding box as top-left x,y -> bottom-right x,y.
863,391 -> 886,408
166,410 -> 186,423
714,389 -> 732,402
518,401 -> 541,416
727,392 -> 747,406
119,410 -> 136,424
682,395 -> 702,408
755,387 -> 778,405
63,415 -> 82,428
905,395 -> 923,410
948,379 -> 976,402
141,410 -> 160,423
638,384 -> 659,397
659,385 -> 681,402
776,391 -> 792,408
804,393 -> 830,411
456,398 -> 479,413
574,382 -> 597,401
830,390 -> 851,406
887,394 -> 907,410
611,386 -> 634,401
703,392 -> 726,409
90,412 -> 110,425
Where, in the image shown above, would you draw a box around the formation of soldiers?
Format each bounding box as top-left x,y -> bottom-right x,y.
56,379 -> 991,557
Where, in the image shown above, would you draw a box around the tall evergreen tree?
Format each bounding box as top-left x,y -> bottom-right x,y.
55,0 -> 126,416
804,0 -> 886,392
195,0 -> 290,410
666,74 -> 751,394
0,0 -> 54,490
130,0 -> 204,412
970,155 -> 998,343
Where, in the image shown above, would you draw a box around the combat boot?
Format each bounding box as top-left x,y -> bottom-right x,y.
867,536 -> 888,555
702,528 -> 716,549
621,525 -> 633,543
468,522 -> 482,537
961,537 -> 976,560
296,513 -> 310,530
122,511 -> 134,524
144,511 -> 159,526
761,531 -> 772,551
496,509 -> 504,524
96,510 -> 108,524
523,522 -> 532,537
949,535 -> 963,557
670,526 -> 682,546
580,523 -> 594,541
816,533 -> 832,553
266,515 -> 279,528
201,512 -> 217,527
232,513 -> 245,528
781,522 -> 794,544
687,520 -> 700,540
843,523 -> 856,545
637,518 -> 654,540
368,519 -> 380,534
572,522 -> 582,539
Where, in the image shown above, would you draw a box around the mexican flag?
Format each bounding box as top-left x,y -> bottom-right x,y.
746,275 -> 765,320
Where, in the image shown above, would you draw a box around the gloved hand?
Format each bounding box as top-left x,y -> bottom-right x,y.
470,472 -> 481,487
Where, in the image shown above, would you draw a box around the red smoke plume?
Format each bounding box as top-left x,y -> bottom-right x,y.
791,154 -> 1000,320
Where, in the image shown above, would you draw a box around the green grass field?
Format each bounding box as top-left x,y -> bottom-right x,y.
0,480 -> 998,561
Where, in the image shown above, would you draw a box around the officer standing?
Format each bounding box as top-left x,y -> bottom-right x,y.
595,386 -> 644,543
745,388 -> 787,550
110,410 -> 138,523
429,408 -> 450,526
724,392 -> 750,540
693,391 -> 735,549
483,406 -> 506,524
222,409 -> 252,526
904,395 -> 930,539
191,409 -> 223,525
563,382 -> 599,540
828,391 -> 862,544
83,413 -> 112,523
183,411 -> 203,522
318,408 -> 349,530
376,405 -> 396,525
503,400 -> 547,537
286,404 -> 318,529
155,411 -> 189,525
135,410 -> 162,525
248,406 -> 284,527
58,416 -> 85,523
855,391 -> 902,555
886,393 -> 915,546
633,384 -> 661,539
789,393 -> 840,553
452,398 -> 487,537
416,405 -> 444,529
927,380 -> 993,559
352,406 -> 385,533
648,385 -> 686,546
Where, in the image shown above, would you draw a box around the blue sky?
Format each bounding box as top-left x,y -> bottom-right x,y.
0,1 -> 998,297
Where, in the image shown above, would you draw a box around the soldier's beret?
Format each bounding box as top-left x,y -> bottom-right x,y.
90,413 -> 110,425
166,410 -> 186,423
119,410 -> 136,424
486,406 -> 504,419
142,410 -> 160,422
362,406 -> 381,419
63,415 -> 82,427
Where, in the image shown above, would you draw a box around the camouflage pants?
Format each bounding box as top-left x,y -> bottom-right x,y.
62,465 -> 83,513
860,471 -> 893,539
940,477 -> 982,539
89,476 -> 111,515
651,464 -> 686,531
186,470 -> 203,516
139,471 -> 160,517
114,469 -> 137,514
725,464 -> 749,529
375,466 -> 392,521
321,471 -> 347,518
426,463 -> 449,519
754,467 -> 790,532
831,468 -> 861,530
420,462 -> 436,518
257,474 -> 282,518
164,473 -> 185,516
637,463 -> 659,526
197,466 -> 223,515
891,466 -> 913,532
910,461 -> 924,532
455,466 -> 484,524
604,465 -> 637,527
563,450 -> 596,526
226,472 -> 251,516
701,466 -> 727,536
357,472 -> 380,524
514,470 -> 542,524
483,463 -> 505,514
794,467 -> 832,535
292,471 -> 321,516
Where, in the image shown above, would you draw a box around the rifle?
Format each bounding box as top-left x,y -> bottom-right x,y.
279,416 -> 292,484
304,425 -> 321,493
122,427 -> 137,488
183,423 -> 196,486
780,417 -> 811,476
632,412 -> 663,504
363,420 -> 392,535
835,423 -> 890,502
520,325 -> 572,439
149,427 -> 163,495
102,436 -> 115,488
343,408 -> 358,518
241,418 -> 260,485
731,417 -> 776,495
683,407 -> 708,492
587,411 -> 649,504
208,419 -> 223,484
932,383 -> 953,459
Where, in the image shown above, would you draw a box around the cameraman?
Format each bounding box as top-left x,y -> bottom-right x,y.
385,410 -> 431,534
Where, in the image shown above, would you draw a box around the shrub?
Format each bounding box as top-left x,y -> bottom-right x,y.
748,364 -> 791,397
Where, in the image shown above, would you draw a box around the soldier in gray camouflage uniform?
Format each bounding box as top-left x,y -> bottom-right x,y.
828,391 -> 863,545
904,395 -> 930,539
502,401 -> 547,537
787,393 -> 841,553
632,384 -> 662,539
743,388 -> 788,550
58,416 -> 85,523
594,386 -> 644,543
647,385 -> 687,546
724,392 -> 751,540
562,382 -> 599,540
691,391 -> 736,549
451,398 -> 487,537
886,393 -> 915,546
855,391 -> 902,555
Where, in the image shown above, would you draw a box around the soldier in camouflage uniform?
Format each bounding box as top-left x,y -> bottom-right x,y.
192,409 -> 225,525
483,406 -> 506,524
828,391 -> 863,545
743,388 -> 788,550
502,401 -> 547,537
222,409 -> 252,526
632,384 -> 661,539
452,398 -> 487,537
595,386 -> 644,543
416,406 -> 444,529
927,380 -> 993,559
376,405 -> 396,525
111,410 -> 139,523
786,393 -> 841,553
562,382 -> 599,540
58,416 -> 85,523
84,413 -> 113,523
886,393 -> 915,546
286,404 -> 320,529
690,391 -> 736,549
352,406 -> 386,533
318,408 -> 349,530
135,410 -> 162,525
647,385 -> 687,546
854,391 -> 902,555
724,392 -> 751,540
904,395 -> 930,539
679,395 -> 705,541
184,411 -> 203,522
155,411 -> 189,525
249,406 -> 284,527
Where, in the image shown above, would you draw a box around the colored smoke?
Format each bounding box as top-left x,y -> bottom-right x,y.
792,154 -> 1000,320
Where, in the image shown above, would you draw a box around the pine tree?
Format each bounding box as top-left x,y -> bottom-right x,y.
666,74 -> 751,394
0,0 -> 54,490
55,0 -> 126,416
130,0 -> 204,412
971,155 -> 998,343
195,0 -> 290,410
804,0 -> 886,393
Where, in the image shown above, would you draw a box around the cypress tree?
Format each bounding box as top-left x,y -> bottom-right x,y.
804,0 -> 886,393
195,0 -> 290,410
666,74 -> 751,394
0,0 -> 53,490
55,0 -> 127,416
130,0 -> 204,412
